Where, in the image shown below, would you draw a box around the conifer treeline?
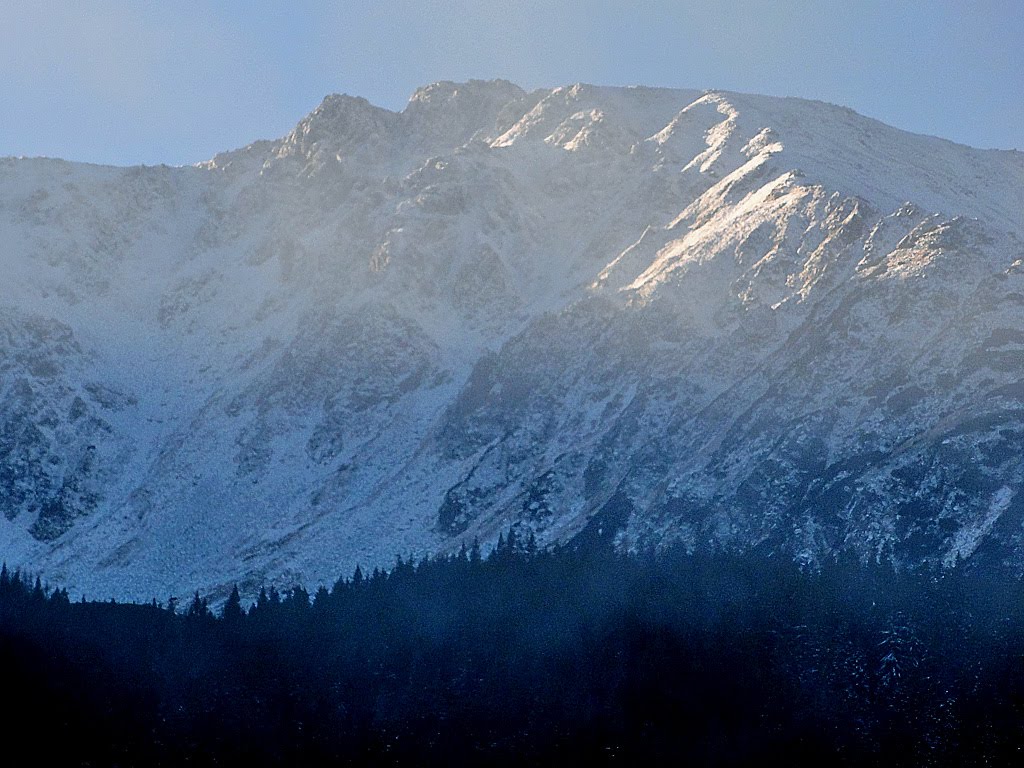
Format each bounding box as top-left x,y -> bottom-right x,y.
4,539 -> 1024,765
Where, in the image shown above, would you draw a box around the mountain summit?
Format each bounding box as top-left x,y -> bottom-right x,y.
1,82 -> 1022,599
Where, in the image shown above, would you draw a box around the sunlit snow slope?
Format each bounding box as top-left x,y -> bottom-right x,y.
1,80 -> 1022,599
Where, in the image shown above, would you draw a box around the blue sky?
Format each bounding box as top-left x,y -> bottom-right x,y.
2,1 -> 1021,166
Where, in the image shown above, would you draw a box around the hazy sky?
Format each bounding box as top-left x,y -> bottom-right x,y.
2,1 -> 1021,166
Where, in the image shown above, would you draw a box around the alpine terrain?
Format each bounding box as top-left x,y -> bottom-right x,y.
1,80 -> 1022,600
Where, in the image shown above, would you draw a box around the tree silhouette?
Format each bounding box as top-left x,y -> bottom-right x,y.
222,585 -> 244,624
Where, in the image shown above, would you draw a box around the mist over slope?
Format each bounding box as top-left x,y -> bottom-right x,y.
1,80 -> 1022,599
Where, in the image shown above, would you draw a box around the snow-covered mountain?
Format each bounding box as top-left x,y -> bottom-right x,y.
1,80 -> 1022,600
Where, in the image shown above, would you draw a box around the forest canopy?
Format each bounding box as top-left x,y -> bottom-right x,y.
4,537 -> 1024,766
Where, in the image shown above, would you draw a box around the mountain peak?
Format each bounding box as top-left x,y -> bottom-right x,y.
272,92 -> 398,166
406,78 -> 526,109
300,92 -> 397,132
401,79 -> 530,148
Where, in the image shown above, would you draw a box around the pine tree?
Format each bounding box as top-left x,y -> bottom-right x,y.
284,586 -> 310,613
312,585 -> 330,612
222,585 -> 244,624
506,528 -> 519,554
187,591 -> 210,619
267,585 -> 281,607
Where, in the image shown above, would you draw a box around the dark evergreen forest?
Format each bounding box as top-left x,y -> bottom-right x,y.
5,535 -> 1024,766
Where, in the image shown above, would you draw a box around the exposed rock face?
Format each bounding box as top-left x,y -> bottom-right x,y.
1,81 -> 1022,599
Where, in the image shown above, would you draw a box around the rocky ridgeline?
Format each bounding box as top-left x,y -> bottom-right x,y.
0,80 -> 1022,599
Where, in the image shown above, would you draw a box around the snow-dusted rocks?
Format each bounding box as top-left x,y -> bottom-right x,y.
1,81 -> 1022,600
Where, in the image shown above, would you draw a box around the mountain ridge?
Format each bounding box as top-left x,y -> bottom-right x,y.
0,81 -> 1021,600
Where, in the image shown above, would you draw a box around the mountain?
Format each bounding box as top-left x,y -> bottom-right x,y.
1,80 -> 1022,600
